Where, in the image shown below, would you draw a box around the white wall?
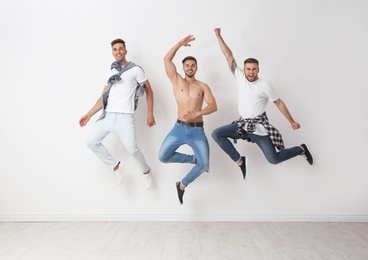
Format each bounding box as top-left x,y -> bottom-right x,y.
1,0 -> 368,222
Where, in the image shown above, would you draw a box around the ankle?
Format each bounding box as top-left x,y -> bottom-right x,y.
177,182 -> 185,191
114,162 -> 120,172
237,159 -> 242,167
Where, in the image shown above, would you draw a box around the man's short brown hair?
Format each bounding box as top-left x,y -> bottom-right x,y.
111,38 -> 126,47
182,56 -> 197,65
244,58 -> 259,66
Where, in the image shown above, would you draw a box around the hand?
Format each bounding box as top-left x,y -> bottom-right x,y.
79,114 -> 91,127
183,111 -> 199,121
180,35 -> 195,47
147,115 -> 156,127
214,28 -> 221,36
291,121 -> 301,130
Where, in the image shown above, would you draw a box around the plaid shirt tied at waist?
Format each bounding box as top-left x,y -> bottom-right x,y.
235,112 -> 285,150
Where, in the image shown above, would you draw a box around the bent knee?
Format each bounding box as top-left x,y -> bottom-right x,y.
158,156 -> 167,163
211,129 -> 219,140
266,158 -> 280,165
211,132 -> 222,144
158,152 -> 168,163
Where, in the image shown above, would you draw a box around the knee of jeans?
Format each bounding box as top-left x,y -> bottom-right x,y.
158,152 -> 168,163
266,157 -> 280,165
211,129 -> 219,140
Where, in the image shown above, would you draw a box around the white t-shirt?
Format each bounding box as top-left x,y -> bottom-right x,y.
234,66 -> 279,135
104,65 -> 147,114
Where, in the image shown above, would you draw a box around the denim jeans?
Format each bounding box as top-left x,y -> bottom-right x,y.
158,123 -> 209,187
211,123 -> 303,164
86,112 -> 150,173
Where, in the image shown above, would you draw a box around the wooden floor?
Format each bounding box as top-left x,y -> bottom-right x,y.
1,221 -> 368,259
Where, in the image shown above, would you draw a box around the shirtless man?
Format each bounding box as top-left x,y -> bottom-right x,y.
158,35 -> 217,204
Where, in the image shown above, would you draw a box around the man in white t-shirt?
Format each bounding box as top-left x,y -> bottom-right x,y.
211,28 -> 313,179
79,38 -> 155,189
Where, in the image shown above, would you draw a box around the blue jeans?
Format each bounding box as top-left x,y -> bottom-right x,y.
211,122 -> 303,164
158,123 -> 209,187
86,112 -> 150,173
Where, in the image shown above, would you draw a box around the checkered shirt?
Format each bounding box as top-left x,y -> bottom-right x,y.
235,112 -> 285,150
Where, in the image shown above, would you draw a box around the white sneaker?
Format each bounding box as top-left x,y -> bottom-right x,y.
144,171 -> 152,190
115,162 -> 124,185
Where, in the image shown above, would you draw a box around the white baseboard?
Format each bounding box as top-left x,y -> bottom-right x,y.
1,214 -> 368,222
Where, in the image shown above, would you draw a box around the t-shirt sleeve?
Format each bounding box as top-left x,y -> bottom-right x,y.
234,66 -> 245,89
266,82 -> 279,102
234,66 -> 243,80
135,67 -> 148,83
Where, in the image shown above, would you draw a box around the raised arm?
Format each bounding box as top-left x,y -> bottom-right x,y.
163,35 -> 195,83
214,28 -> 237,75
274,98 -> 301,130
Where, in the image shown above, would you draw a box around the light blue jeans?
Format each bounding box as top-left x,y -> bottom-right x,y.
158,123 -> 209,187
211,122 -> 303,164
86,112 -> 150,173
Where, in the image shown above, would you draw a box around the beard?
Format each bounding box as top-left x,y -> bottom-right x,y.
246,75 -> 258,82
185,70 -> 195,78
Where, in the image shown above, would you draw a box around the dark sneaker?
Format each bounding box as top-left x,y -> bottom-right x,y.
239,156 -> 247,179
176,182 -> 185,204
301,144 -> 314,165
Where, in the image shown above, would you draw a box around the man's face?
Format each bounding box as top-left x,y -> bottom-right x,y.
243,63 -> 259,82
183,60 -> 197,77
112,43 -> 127,61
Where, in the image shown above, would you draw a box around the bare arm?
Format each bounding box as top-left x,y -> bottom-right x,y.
214,28 -> 237,75
79,85 -> 109,127
274,98 -> 300,130
201,84 -> 218,116
142,79 -> 156,127
163,35 -> 195,83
